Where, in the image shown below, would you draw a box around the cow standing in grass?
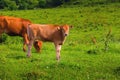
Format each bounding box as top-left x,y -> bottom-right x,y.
27,24 -> 71,61
0,16 -> 42,52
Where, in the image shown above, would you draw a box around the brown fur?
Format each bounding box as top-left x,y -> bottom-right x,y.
0,16 -> 31,51
27,24 -> 70,44
27,24 -> 71,61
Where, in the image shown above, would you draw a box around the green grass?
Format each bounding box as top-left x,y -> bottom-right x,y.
0,3 -> 120,80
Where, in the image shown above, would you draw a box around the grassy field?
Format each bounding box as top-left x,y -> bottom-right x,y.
0,3 -> 120,80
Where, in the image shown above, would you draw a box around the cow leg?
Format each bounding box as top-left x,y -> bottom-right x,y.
23,41 -> 26,52
23,34 -> 29,52
0,30 -> 4,42
27,40 -> 33,57
55,44 -> 61,61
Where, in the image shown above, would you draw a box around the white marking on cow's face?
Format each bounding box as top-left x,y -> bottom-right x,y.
57,27 -> 60,30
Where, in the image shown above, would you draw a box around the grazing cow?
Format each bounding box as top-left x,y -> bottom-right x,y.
0,16 -> 32,51
27,24 -> 71,61
33,40 -> 42,52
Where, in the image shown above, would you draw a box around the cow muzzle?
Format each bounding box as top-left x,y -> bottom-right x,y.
64,34 -> 68,36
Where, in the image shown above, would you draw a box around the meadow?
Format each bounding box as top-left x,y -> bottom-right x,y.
0,3 -> 120,80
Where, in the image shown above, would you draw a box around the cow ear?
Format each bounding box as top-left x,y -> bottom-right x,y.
57,27 -> 61,30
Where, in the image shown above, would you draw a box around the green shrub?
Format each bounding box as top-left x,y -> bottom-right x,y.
4,0 -> 18,10
38,0 -> 46,8
0,34 -> 8,43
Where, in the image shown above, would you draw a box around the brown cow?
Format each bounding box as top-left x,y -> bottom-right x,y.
27,24 -> 71,61
0,16 -> 41,52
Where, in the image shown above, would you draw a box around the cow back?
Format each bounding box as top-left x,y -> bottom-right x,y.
0,16 -> 31,36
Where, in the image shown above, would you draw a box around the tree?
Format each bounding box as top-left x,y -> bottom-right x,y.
46,0 -> 62,7
0,0 -> 5,9
4,0 -> 18,10
38,0 -> 46,8
27,0 -> 39,9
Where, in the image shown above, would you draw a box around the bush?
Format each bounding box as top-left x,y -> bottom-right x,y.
17,0 -> 39,10
0,0 -> 5,9
38,0 -> 46,8
4,0 -> 18,10
27,0 -> 39,9
18,1 -> 28,10
0,34 -> 8,43
0,0 -> 119,10
46,0 -> 63,7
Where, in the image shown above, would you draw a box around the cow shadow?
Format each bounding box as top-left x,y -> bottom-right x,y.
6,54 -> 26,60
13,55 -> 26,59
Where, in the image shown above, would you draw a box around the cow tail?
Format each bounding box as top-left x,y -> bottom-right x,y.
27,24 -> 31,40
4,17 -> 9,27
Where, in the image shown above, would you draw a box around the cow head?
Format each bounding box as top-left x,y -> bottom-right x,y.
58,24 -> 72,37
33,40 -> 42,52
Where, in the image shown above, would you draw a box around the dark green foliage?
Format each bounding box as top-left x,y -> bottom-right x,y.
0,0 -> 5,9
0,0 -> 119,10
0,34 -> 8,43
46,0 -> 62,7
15,0 -> 39,10
0,0 -> 18,10
38,0 -> 46,8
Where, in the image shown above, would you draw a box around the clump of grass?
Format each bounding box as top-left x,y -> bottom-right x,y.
104,28 -> 112,51
25,71 -> 40,80
87,36 -> 100,54
0,33 -> 8,43
91,36 -> 97,46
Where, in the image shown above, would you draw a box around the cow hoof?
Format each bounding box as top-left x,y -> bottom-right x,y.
57,59 -> 60,63
56,57 -> 60,62
27,54 -> 31,57
23,49 -> 26,52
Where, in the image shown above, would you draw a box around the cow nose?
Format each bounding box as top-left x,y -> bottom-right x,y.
65,34 -> 68,36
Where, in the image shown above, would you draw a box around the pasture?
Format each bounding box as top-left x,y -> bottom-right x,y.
0,3 -> 120,80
